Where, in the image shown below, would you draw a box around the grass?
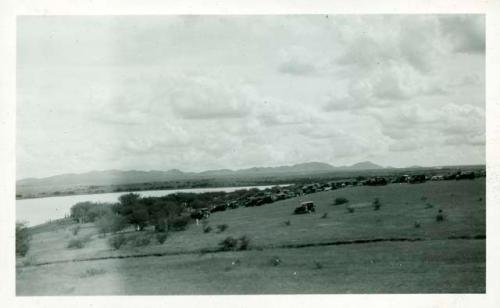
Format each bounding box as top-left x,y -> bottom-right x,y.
16,179 -> 486,294
16,239 -> 485,295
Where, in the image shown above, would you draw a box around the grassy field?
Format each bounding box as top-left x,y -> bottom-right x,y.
16,179 -> 486,294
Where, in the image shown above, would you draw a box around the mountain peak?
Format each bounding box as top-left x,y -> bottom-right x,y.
349,161 -> 383,170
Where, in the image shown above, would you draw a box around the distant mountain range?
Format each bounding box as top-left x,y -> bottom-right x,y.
17,161 -> 386,187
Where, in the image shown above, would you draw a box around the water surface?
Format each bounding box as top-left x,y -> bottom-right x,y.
17,185 -> 283,226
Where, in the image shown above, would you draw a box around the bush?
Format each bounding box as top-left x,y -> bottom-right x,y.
16,222 -> 31,257
95,213 -> 128,235
156,232 -> 168,244
284,220 -> 291,226
219,237 -> 238,251
321,213 -> 328,219
154,220 -> 167,233
436,210 -> 445,222
216,224 -> 228,233
81,268 -> 106,278
238,236 -> 250,250
334,197 -> 349,205
373,198 -> 381,210
347,206 -> 355,213
425,203 -> 434,209
218,236 -> 250,251
22,256 -> 37,266
270,256 -> 282,266
70,201 -> 114,223
72,225 -> 81,236
203,226 -> 212,233
168,216 -> 190,231
108,234 -> 127,250
414,221 -> 421,228
67,235 -> 91,249
131,234 -> 152,247
314,261 -> 323,269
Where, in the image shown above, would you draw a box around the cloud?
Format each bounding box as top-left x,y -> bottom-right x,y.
323,64 -> 448,112
16,16 -> 485,178
278,60 -> 317,76
276,45 -> 331,76
368,103 -> 484,150
439,15 -> 485,54
334,16 -> 443,73
169,77 -> 254,120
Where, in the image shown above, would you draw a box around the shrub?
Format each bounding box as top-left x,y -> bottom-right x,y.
217,224 -> 228,233
414,221 -> 421,228
156,232 -> 168,244
81,268 -> 106,278
168,216 -> 190,231
314,261 -> 323,269
153,220 -> 167,233
95,213 -> 128,235
22,256 -> 36,266
108,234 -> 127,250
284,220 -> 291,226
238,236 -> 250,250
16,222 -> 31,257
67,235 -> 91,249
334,197 -> 348,205
67,239 -> 83,249
70,201 -> 114,223
131,234 -> 151,247
219,237 -> 238,251
373,198 -> 381,210
270,256 -> 282,266
436,210 -> 445,222
425,203 -> 434,209
218,236 -> 250,251
72,225 -> 81,236
321,213 -> 328,219
347,206 -> 355,213
203,226 -> 212,233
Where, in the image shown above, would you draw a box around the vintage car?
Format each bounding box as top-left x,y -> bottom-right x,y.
294,201 -> 315,214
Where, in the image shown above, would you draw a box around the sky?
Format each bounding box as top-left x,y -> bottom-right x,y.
16,15 -> 485,179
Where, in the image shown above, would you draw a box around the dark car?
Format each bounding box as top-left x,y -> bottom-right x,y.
210,204 -> 227,213
294,201 -> 315,214
409,174 -> 426,184
190,208 -> 210,220
456,171 -> 475,180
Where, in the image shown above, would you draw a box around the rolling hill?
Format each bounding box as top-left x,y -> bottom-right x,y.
17,161 -> 384,188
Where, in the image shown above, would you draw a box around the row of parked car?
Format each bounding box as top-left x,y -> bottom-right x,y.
188,168 -> 485,219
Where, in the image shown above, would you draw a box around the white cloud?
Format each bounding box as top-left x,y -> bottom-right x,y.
16,15 -> 485,178
439,15 -> 485,54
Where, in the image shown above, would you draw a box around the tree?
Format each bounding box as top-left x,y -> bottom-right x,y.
95,213 -> 128,235
16,222 -> 31,257
70,202 -> 113,223
114,193 -> 148,231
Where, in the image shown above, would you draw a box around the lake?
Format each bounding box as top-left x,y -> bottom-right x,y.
17,185 -> 286,226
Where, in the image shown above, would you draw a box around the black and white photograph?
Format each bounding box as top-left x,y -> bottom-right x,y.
2,1 -> 498,304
